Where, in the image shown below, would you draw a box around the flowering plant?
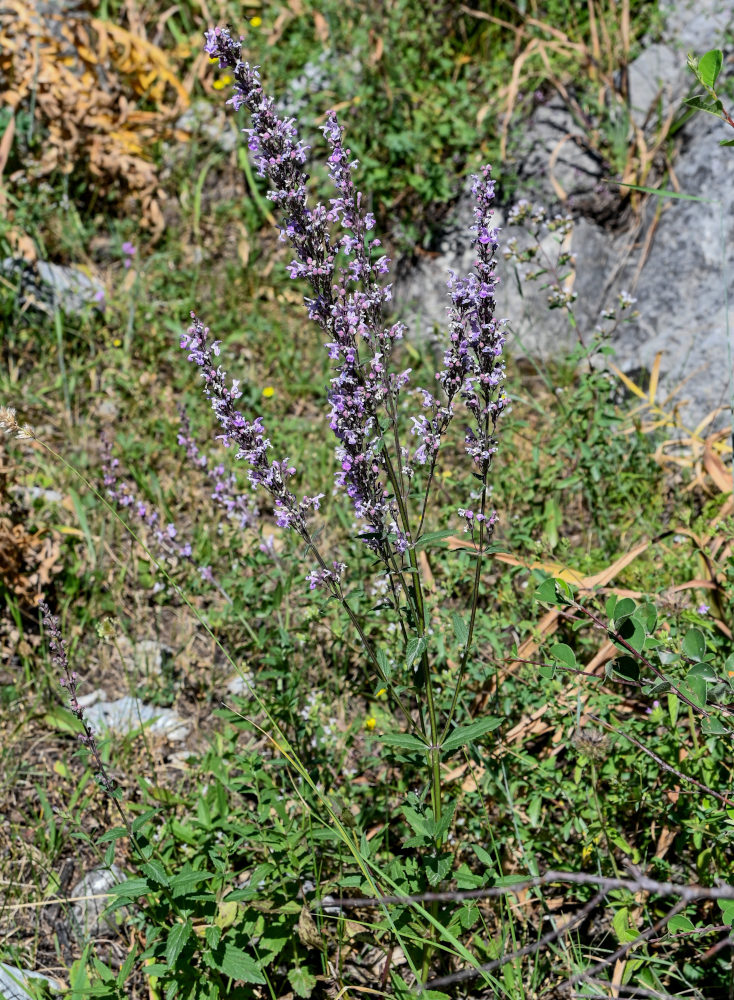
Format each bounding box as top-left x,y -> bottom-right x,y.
183,25 -> 509,833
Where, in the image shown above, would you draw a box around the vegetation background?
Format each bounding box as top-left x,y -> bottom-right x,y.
1,1 -> 733,998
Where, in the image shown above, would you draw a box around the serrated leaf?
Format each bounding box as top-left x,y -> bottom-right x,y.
406,635 -> 428,669
169,870 -> 213,895
402,805 -> 434,838
683,94 -> 725,116
377,732 -> 428,751
142,860 -> 170,888
131,809 -> 158,835
425,852 -> 453,886
451,612 -> 469,647
205,925 -> 222,950
442,716 -> 502,752
208,944 -> 265,984
97,827 -> 129,844
288,967 -> 317,998
107,878 -> 152,899
550,643 -> 576,669
412,529 -> 453,551
698,49 -> 723,89
375,647 -> 391,679
166,921 -> 193,966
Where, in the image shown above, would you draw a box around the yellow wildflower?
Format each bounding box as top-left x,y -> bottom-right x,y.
213,74 -> 234,90
263,386 -> 275,398
365,716 -> 377,730
250,16 -> 262,27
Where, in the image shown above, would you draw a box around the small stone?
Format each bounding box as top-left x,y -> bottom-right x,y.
0,963 -> 62,999
69,865 -> 128,942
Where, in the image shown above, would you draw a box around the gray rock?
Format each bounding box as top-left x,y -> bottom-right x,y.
0,963 -> 61,999
69,865 -> 127,941
0,258 -> 105,316
80,690 -> 190,742
396,0 -> 734,428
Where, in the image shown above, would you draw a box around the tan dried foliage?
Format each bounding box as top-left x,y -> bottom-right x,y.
0,0 -> 191,237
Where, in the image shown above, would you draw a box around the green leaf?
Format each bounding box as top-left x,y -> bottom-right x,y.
425,852 -> 453,886
442,716 -> 502,752
43,706 -> 81,736
208,944 -> 265,984
131,808 -> 159,835
688,662 -> 717,682
166,921 -> 193,966
616,616 -> 646,654
205,925 -> 222,950
107,878 -> 152,899
683,94 -> 725,116
634,602 -> 657,633
668,915 -> 695,934
451,612 -> 469,647
405,635 -> 428,669
698,49 -> 723,89
720,138 -> 734,146
471,843 -> 496,871
613,598 -> 636,625
377,732 -> 428,752
288,967 -> 317,998
612,907 -> 639,944
667,692 -> 679,727
143,964 -> 169,977
605,594 -> 618,620
701,716 -> 729,736
680,675 -> 706,708
534,577 -> 560,604
142,860 -> 170,888
402,805 -> 433,839
412,529 -> 453,551
550,643 -> 576,669
97,827 -> 129,844
683,628 -> 706,661
169,870 -> 214,896
609,656 -> 639,683
375,647 -> 392,679
718,900 -> 734,926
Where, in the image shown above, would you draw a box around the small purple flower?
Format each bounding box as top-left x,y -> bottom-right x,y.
697,603 -> 710,615
121,241 -> 137,269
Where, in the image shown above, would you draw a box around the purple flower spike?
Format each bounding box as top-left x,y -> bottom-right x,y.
438,166 -> 508,467
181,314 -> 316,538
202,26 -> 413,555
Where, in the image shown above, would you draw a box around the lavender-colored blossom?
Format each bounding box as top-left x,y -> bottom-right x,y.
101,437 -> 194,564
177,406 -> 259,531
39,602 -> 115,791
203,25 -> 407,557
306,561 -> 346,591
437,167 -> 508,471
181,314 -> 321,537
